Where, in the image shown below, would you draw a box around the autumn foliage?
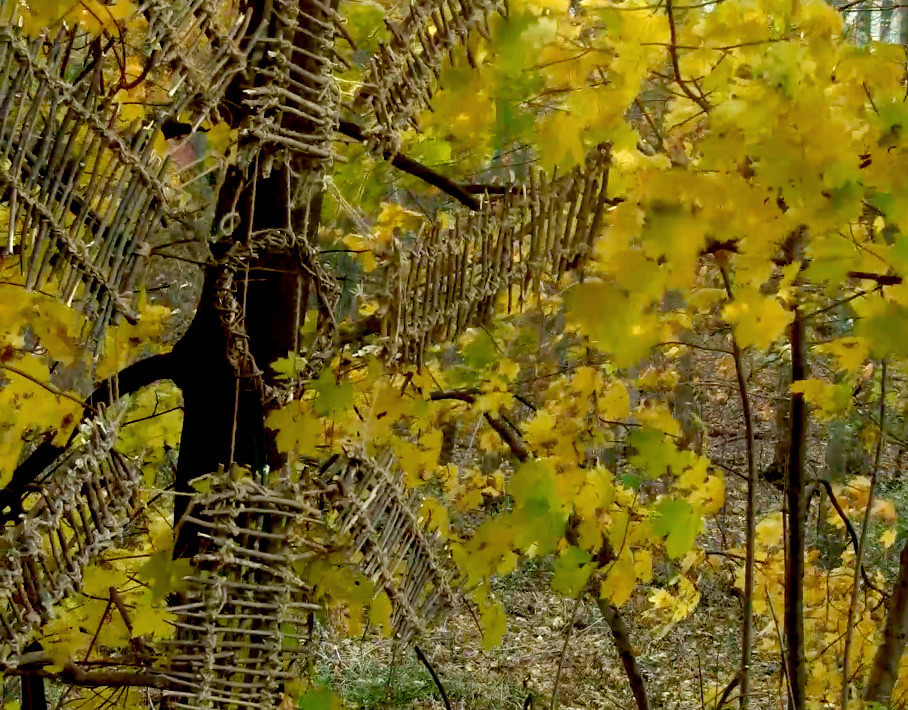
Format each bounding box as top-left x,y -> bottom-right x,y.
4,0 -> 908,709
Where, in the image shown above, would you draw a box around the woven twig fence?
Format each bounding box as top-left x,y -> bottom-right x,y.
377,143 -> 611,364
162,475 -> 323,710
0,409 -> 140,661
210,0 -> 343,389
143,0 -> 253,129
323,453 -> 458,645
0,1 -> 255,337
355,0 -> 506,154
244,0 -> 340,172
0,25 -> 168,334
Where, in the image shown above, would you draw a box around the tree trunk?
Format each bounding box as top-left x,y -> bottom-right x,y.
170,165 -> 313,555
866,537 -> 908,704
20,642 -> 47,710
785,315 -> 807,710
596,598 -> 650,710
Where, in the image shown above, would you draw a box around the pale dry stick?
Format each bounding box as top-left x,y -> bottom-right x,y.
720,266 -> 758,710
550,594 -> 582,710
841,360 -> 887,709
766,588 -> 797,710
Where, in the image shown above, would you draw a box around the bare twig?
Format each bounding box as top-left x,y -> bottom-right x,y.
337,121 -> 481,210
414,646 -> 452,710
719,266 -> 758,710
0,364 -> 98,413
551,595 -> 582,710
665,0 -> 710,113
714,671 -> 742,709
817,480 -> 886,599
1,657 -> 166,689
842,360 -> 887,709
766,588 -> 796,710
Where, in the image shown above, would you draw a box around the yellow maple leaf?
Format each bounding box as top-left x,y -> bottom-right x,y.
598,380 -> 630,421
538,111 -> 586,171
816,337 -> 871,374
599,550 -> 636,606
369,591 -> 394,637
132,606 -> 176,638
722,290 -> 793,351
522,410 -> 558,447
571,366 -> 601,399
265,402 -> 321,454
756,513 -> 784,548
874,498 -> 897,523
498,359 -> 520,379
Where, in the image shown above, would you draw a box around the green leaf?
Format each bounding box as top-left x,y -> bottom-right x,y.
462,329 -> 498,370
628,429 -> 685,479
651,499 -> 701,559
509,460 -> 568,553
551,546 -> 593,595
313,369 -> 354,416
300,688 -> 341,710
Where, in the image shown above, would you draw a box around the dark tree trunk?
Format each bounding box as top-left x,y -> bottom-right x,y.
866,537 -> 908,704
785,315 -> 807,710
170,165 -> 313,556
20,642 -> 47,710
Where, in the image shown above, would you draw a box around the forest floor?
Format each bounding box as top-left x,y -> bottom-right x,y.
314,344 -> 810,710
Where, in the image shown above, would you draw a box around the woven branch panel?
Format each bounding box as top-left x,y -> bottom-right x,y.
0,410 -> 140,661
0,1 -> 253,336
244,0 -> 341,173
143,0 -> 252,128
163,476 -> 322,710
324,452 -> 458,645
354,0 -> 505,154
378,144 -> 611,365
209,0 -> 343,387
0,26 -> 170,334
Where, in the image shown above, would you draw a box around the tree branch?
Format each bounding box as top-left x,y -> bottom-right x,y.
337,120 -> 482,210
816,479 -> 886,598
2,657 -> 167,689
0,364 -> 98,413
665,0 -> 710,114
429,390 -> 531,461
785,309 -> 807,710
414,646 -> 453,710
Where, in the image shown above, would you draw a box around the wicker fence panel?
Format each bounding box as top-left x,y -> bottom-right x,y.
0,409 -> 140,660
162,476 -> 322,710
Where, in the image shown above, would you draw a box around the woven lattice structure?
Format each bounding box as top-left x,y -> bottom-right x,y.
210,0 -> 344,389
355,0 -> 506,153
244,0 -> 341,170
0,409 -> 140,661
0,27 -> 167,333
163,476 -> 322,710
143,0 -> 252,128
378,144 -> 611,364
0,1 -> 253,337
324,452 -> 458,644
